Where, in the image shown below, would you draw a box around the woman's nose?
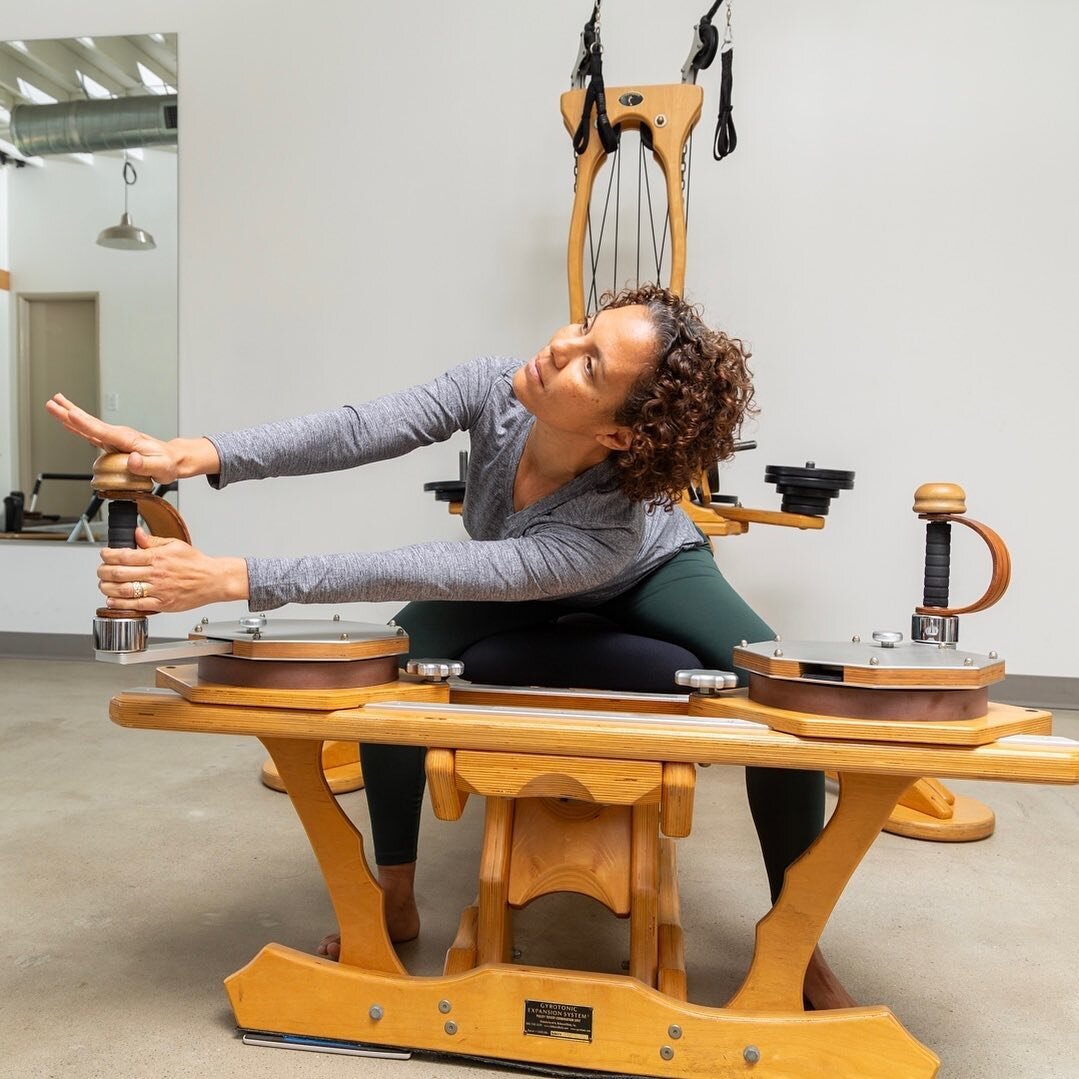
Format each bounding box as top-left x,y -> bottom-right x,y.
550,338 -> 575,368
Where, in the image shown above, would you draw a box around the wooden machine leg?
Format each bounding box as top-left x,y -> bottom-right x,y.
827,772 -> 995,842
259,737 -> 402,973
657,837 -> 687,1000
476,797 -> 516,966
261,739 -> 365,794
730,772 -> 914,1012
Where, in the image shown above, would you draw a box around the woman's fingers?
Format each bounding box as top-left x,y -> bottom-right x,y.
100,546 -> 154,568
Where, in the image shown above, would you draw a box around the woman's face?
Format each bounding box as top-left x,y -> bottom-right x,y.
513,304 -> 657,449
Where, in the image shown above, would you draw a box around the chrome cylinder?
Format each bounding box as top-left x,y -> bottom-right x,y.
911,613 -> 960,647
93,615 -> 148,654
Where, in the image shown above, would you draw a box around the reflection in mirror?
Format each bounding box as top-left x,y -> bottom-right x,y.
0,33 -> 177,540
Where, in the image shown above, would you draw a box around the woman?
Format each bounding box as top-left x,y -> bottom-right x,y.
47,284 -> 849,1008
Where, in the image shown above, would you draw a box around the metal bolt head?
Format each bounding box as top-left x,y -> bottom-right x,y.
667,1024 -> 683,1040
989,650 -> 999,660
369,1004 -> 384,1021
655,113 -> 668,127
511,948 -> 522,960
340,632 -> 350,641
252,629 -> 262,640
774,634 -> 782,642
193,624 -> 203,633
851,635 -> 861,643
739,639 -> 748,648
869,655 -> 879,666
438,999 -> 452,1014
773,648 -> 784,658
963,656 -> 974,666
201,617 -> 209,624
444,1020 -> 458,1035
333,613 -> 341,621
659,1046 -> 675,1061
744,1044 -> 761,1064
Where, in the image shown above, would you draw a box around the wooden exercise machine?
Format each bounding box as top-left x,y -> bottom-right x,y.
95,585 -> 1077,1077
87,447 -> 1076,1076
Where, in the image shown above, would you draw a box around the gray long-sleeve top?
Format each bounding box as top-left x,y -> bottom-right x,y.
207,357 -> 708,612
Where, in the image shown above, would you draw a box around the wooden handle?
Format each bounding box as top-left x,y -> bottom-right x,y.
92,452 -> 154,494
913,482 -> 966,515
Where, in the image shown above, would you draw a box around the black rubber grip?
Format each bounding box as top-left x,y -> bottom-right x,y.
923,520 -> 951,608
108,499 -> 139,549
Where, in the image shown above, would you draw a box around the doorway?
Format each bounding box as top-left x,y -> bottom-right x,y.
16,293 -> 100,519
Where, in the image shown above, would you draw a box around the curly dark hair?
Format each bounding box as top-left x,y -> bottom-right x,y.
602,284 -> 756,508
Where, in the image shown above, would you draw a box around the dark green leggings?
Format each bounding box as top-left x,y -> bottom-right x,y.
361,546 -> 825,904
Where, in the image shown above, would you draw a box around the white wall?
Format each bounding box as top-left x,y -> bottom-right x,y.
0,164 -> 10,496
0,1 -> 1075,677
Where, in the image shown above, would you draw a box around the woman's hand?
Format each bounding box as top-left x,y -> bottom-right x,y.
98,528 -> 249,613
45,393 -> 220,484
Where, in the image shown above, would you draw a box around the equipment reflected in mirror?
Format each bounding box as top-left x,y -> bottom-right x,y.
0,33 -> 177,542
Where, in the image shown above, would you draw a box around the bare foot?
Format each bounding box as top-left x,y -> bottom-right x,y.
803,945 -> 857,1011
316,862 -> 420,960
378,862 -> 421,943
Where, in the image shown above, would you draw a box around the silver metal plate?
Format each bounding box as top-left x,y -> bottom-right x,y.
197,618 -> 402,646
95,638 -> 234,665
737,639 -> 1002,686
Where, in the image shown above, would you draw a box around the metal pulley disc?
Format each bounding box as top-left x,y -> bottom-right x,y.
764,463 -> 855,517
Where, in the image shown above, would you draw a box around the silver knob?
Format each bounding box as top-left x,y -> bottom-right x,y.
675,668 -> 738,694
406,659 -> 465,682
871,630 -> 903,648
239,615 -> 268,632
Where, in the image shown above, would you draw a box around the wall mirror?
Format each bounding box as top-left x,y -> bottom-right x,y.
0,33 -> 177,541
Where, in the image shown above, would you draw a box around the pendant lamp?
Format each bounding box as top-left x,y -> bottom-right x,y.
97,155 -> 156,250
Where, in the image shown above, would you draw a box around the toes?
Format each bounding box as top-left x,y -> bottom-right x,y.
317,933 -> 341,961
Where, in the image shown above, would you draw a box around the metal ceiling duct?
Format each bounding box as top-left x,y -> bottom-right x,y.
9,94 -> 177,157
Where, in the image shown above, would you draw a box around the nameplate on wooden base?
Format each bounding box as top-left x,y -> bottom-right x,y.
523,999 -> 594,1042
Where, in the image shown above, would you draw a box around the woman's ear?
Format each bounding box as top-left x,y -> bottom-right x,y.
596,426 -> 633,452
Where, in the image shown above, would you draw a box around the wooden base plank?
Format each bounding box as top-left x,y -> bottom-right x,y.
227,946 -> 939,1078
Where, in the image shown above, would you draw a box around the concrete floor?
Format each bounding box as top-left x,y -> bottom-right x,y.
1,658 -> 1076,1079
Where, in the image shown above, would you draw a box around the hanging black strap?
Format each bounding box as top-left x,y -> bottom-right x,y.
712,45 -> 737,160
572,9 -> 619,156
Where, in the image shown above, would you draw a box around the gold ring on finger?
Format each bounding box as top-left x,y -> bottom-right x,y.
131,581 -> 148,600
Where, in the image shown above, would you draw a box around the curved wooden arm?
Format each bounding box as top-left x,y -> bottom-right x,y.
915,515 -> 1011,617
560,83 -> 703,321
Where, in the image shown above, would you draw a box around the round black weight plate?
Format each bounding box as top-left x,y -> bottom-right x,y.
765,467 -> 855,490
781,500 -> 830,516
774,482 -> 842,498
423,480 -> 466,500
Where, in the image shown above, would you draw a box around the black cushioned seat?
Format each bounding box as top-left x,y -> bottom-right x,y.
458,616 -> 701,694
